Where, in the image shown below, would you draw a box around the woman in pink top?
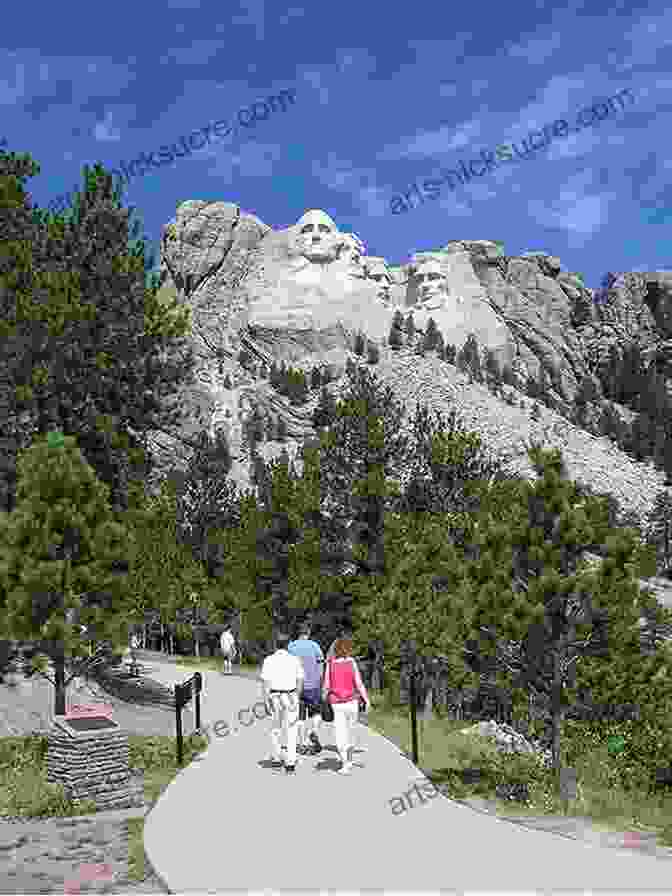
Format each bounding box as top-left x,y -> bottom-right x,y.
322,638 -> 370,775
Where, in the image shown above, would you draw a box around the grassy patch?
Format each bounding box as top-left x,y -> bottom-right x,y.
0,730 -> 209,882
364,690 -> 672,845
169,655 -> 259,674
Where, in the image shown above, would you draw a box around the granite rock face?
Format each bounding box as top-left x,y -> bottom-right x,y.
145,200 -> 672,530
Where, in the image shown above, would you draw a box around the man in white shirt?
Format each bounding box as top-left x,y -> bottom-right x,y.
260,632 -> 304,774
220,626 -> 236,674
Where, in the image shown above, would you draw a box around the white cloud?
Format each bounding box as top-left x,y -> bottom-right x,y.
377,118 -> 483,162
527,174 -> 617,243
354,185 -> 390,218
93,111 -> 122,143
618,8 -> 672,71
300,68 -> 331,106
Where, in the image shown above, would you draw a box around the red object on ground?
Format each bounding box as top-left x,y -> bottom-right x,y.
63,862 -> 113,893
65,703 -> 114,719
623,831 -> 642,848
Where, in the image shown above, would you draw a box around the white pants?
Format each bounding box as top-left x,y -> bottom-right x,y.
269,692 -> 300,766
331,699 -> 359,764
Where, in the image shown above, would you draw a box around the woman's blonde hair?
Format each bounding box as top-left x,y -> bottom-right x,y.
333,638 -> 353,658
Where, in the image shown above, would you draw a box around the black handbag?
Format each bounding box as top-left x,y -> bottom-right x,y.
320,697 -> 334,722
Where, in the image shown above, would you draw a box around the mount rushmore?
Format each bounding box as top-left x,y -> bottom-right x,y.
147,198 -> 672,530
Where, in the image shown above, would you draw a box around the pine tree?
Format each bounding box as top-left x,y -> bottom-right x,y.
260,363 -> 268,379
645,489 -> 672,578
388,326 -> 403,350
459,334 -> 482,382
170,427 -> 236,568
277,417 -> 288,442
269,361 -> 279,388
445,342 -> 456,365
0,154 -> 195,516
422,317 -> 440,352
501,363 -> 516,387
251,407 -> 265,444
347,510 -> 479,697
315,365 -> 411,577
345,357 -> 356,377
390,404 -> 512,521
321,366 -> 332,386
312,386 -> 339,430
310,367 -> 322,390
572,375 -> 599,429
0,430 -> 133,715
223,373 -> 233,389
483,350 -> 502,388
404,313 -> 416,345
367,342 -> 380,364
525,375 -> 540,400
354,331 -> 366,356
121,474 -> 212,645
458,443 -> 665,782
287,368 -> 309,406
392,309 -> 405,332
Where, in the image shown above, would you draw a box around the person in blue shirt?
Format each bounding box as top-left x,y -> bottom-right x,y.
288,621 -> 325,755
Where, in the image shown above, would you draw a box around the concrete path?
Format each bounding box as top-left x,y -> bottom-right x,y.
141,656 -> 672,891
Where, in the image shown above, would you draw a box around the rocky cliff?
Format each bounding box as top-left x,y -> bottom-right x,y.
145,199 -> 672,533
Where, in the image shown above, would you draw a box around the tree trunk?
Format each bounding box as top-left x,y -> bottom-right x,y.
54,645 -> 66,716
550,650 -> 563,783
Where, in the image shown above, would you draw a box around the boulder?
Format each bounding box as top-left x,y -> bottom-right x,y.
459,719 -> 553,768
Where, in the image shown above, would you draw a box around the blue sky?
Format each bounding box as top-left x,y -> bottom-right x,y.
3,0 -> 670,290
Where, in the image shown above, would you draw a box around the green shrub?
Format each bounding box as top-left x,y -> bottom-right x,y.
0,736 -> 97,819
429,729 -> 551,803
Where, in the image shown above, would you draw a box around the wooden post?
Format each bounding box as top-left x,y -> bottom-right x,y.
194,672 -> 202,731
175,684 -> 184,767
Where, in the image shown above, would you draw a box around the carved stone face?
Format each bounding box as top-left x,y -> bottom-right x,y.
414,259 -> 447,310
337,232 -> 366,265
364,257 -> 393,302
294,209 -> 338,262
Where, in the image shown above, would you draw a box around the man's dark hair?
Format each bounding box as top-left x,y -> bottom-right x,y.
299,621 -> 311,637
275,631 -> 291,650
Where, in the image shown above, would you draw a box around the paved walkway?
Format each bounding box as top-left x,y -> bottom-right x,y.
141,656 -> 672,891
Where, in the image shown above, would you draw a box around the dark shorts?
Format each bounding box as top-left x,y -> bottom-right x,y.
300,688 -> 322,720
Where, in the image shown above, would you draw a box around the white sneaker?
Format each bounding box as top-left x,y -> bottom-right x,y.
338,762 -> 353,775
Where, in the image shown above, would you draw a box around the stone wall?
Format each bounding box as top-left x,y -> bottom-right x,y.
46,721 -> 144,812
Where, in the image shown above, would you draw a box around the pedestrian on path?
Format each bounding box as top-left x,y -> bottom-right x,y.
326,626 -> 353,661
260,632 -> 304,774
322,638 -> 370,775
220,626 -> 237,675
288,621 -> 324,755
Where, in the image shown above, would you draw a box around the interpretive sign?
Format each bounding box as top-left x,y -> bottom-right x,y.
47,713 -> 143,812
64,717 -> 118,732
66,703 -> 114,720
174,672 -> 202,766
